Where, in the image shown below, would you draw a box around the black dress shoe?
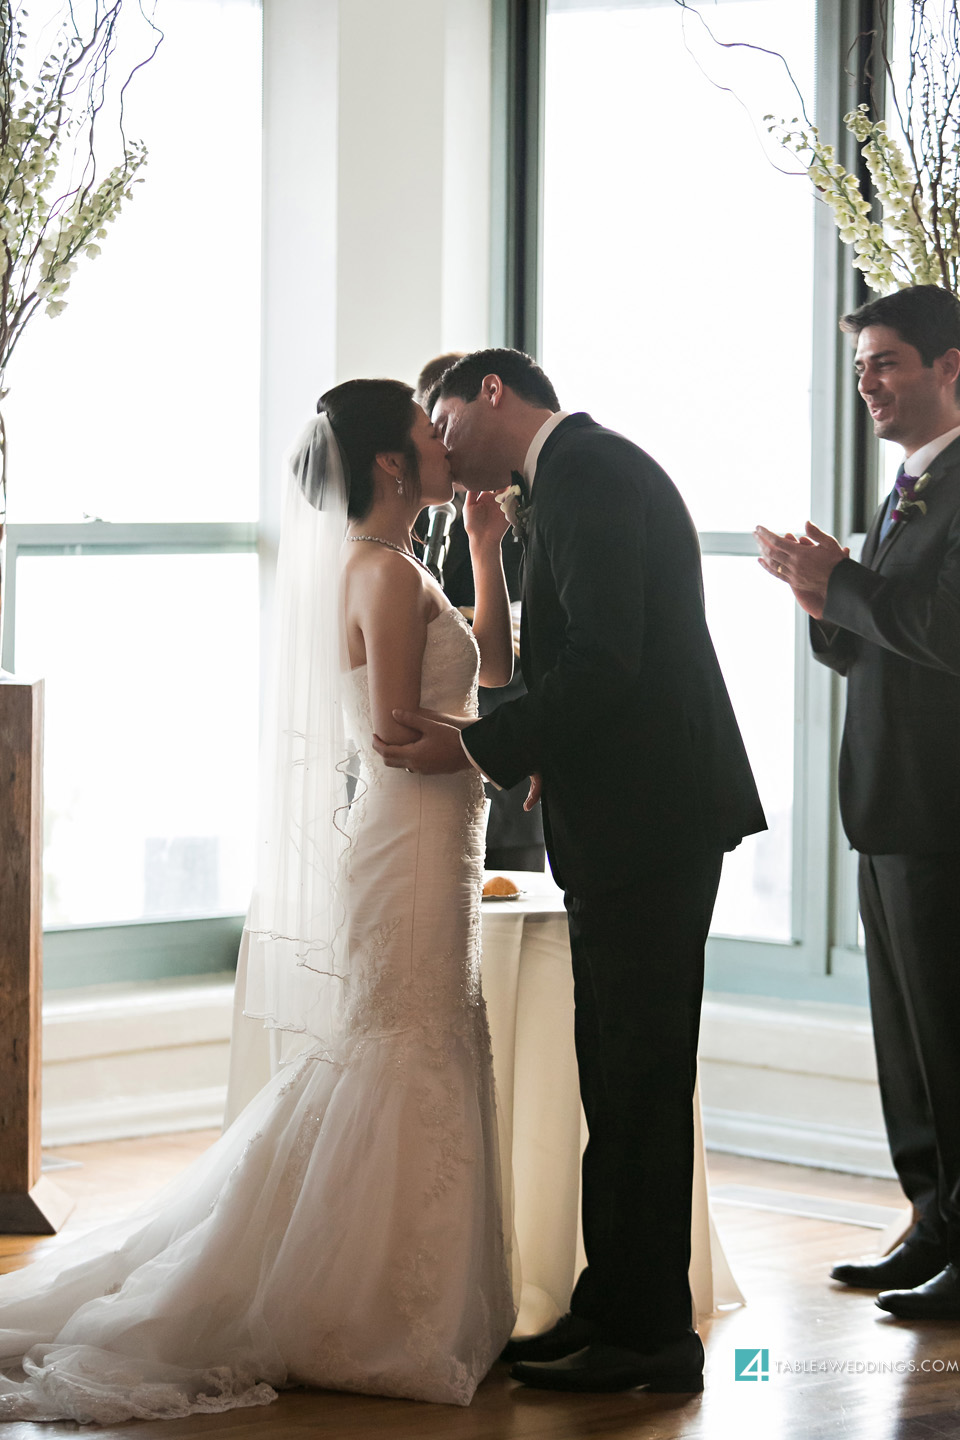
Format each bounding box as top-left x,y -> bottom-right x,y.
510,1333 -> 704,1393
830,1240 -> 947,1290
501,1311 -> 598,1363
876,1262 -> 960,1319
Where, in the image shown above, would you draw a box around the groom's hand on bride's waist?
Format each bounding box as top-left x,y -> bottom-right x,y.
373,709 -> 474,774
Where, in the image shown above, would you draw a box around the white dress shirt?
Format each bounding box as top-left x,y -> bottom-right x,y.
522,410 -> 570,491
903,421 -> 960,478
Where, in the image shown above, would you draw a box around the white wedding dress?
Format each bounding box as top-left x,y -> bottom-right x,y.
0,604 -> 515,1424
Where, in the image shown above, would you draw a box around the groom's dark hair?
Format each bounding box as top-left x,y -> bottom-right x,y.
438,348 -> 560,412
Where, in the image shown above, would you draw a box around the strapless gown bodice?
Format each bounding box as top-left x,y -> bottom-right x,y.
345,602 -> 482,754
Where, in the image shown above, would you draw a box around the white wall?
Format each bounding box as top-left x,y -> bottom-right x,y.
336,0 -> 447,379
262,0 -> 491,498
257,0 -> 492,677
336,0 -> 491,380
441,0 -> 493,350
260,0 -> 340,552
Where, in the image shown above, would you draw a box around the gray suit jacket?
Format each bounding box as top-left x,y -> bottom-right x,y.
812,434 -> 960,853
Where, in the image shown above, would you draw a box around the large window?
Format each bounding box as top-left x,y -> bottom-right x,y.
5,0 -> 261,527
497,0 -> 884,1000
14,552 -> 258,927
2,0 -> 262,983
542,0 -> 816,944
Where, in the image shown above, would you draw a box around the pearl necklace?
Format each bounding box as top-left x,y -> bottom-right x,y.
347,534 -> 431,572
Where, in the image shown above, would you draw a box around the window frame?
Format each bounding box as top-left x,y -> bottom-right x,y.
1,520 -> 258,988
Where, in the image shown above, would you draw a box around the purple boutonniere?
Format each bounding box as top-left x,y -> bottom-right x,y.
892,470 -> 931,524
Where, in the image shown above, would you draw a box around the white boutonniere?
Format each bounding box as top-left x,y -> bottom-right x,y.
496,483 -> 531,538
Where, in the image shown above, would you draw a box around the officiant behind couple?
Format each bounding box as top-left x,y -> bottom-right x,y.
0,350 -> 764,1422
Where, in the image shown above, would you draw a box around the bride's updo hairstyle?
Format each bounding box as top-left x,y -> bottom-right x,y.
317,378 -> 421,521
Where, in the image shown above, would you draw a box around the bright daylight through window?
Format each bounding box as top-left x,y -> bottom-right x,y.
543,0 -> 817,941
6,0 -> 261,932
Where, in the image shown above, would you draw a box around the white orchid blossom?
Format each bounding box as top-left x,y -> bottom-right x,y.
496,483 -> 524,532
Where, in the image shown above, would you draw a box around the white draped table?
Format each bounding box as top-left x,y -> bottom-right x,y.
224,869 -> 743,1337
475,870 -> 743,1334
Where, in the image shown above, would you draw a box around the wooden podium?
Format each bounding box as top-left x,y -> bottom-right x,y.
0,677 -> 73,1232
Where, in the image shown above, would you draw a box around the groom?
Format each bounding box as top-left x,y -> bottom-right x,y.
375,349 -> 765,1392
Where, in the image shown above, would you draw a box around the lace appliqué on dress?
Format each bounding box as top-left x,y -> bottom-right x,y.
1,1355 -> 278,1425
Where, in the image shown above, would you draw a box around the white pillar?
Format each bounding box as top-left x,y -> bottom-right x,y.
261,0 -> 492,473
441,0 -> 492,354
261,0 -> 339,551
336,0 -> 492,383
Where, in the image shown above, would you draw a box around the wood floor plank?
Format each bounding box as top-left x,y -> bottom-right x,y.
2,1136 -> 958,1438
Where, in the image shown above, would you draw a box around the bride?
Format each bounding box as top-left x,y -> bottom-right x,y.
0,379 -> 518,1423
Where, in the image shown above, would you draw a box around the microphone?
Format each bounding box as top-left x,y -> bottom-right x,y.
423,502 -> 457,583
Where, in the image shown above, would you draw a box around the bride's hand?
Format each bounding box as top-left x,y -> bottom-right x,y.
463,488 -> 509,548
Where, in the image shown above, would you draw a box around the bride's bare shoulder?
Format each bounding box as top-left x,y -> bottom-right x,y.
341,541 -> 426,611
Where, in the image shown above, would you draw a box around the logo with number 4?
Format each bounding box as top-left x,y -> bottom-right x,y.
735,1349 -> 769,1381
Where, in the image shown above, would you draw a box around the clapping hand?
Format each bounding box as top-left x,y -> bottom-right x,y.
754,522 -> 850,620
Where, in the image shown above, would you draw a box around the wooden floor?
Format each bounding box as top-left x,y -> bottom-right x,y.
3,1136 -> 960,1439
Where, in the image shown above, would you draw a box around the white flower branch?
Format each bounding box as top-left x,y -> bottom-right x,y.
764,2 -> 960,296
0,0 -> 162,512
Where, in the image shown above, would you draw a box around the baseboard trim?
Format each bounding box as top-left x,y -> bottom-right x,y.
38,983 -> 896,1178
703,1105 -> 896,1179
42,973 -> 235,1062
42,1086 -> 227,1148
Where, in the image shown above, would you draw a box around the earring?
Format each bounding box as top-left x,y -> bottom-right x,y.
396,472 -> 404,496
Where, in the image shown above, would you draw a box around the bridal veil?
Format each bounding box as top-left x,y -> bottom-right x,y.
242,413 -> 354,1057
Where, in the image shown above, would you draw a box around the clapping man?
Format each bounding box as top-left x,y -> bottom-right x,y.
756,285 -> 960,1320
375,349 -> 765,1392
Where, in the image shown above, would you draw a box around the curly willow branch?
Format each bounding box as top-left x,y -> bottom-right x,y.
677,0 -> 960,296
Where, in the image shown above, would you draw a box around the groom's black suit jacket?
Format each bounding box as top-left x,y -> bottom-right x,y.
462,413 -> 766,895
812,434 -> 960,853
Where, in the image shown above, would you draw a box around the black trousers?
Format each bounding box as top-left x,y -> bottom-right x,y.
859,852 -> 960,1261
566,847 -> 723,1350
